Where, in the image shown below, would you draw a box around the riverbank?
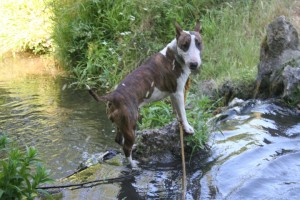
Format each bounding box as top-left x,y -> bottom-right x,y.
0,52 -> 64,80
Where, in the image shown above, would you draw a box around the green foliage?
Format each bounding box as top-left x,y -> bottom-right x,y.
138,100 -> 173,130
185,96 -> 214,153
138,96 -> 214,152
51,0 -> 226,89
51,0 -> 296,90
0,135 -> 53,200
0,0 -> 54,55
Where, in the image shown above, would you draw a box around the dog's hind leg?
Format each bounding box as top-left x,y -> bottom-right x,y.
115,128 -> 124,145
122,129 -> 139,169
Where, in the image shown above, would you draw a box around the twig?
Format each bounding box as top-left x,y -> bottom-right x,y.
36,170 -> 140,190
179,122 -> 187,200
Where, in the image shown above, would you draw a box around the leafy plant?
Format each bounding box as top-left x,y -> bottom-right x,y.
138,96 -> 215,152
185,96 -> 215,153
138,100 -> 174,130
0,135 -> 53,200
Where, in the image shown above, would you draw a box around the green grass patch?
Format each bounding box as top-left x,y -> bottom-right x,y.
200,0 -> 295,86
138,100 -> 173,130
138,95 -> 214,152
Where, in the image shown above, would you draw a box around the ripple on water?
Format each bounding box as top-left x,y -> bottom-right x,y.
0,76 -> 115,179
200,100 -> 300,199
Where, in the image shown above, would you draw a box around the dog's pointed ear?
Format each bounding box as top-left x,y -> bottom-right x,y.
175,22 -> 183,40
194,21 -> 201,33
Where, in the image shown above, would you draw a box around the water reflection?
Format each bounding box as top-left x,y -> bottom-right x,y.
0,76 -> 115,179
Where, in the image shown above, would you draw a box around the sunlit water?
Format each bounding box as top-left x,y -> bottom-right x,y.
0,75 -> 116,179
1,59 -> 300,199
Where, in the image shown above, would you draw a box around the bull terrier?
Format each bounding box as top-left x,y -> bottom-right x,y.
87,22 -> 202,168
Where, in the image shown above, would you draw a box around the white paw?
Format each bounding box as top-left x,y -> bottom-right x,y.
130,160 -> 140,170
126,156 -> 140,169
183,123 -> 194,135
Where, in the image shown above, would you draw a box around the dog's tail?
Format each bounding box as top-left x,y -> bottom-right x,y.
86,84 -> 108,102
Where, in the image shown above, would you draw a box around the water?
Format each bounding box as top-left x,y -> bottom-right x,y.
0,75 -> 116,179
1,61 -> 300,199
198,100 -> 300,200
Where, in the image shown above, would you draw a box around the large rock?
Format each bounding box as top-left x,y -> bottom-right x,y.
134,121 -> 183,163
254,16 -> 300,101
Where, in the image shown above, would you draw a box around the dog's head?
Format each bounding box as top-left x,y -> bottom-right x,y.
175,22 -> 203,72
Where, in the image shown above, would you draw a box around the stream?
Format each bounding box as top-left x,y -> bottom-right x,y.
1,63 -> 300,199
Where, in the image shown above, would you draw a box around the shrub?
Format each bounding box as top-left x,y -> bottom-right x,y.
0,135 -> 52,200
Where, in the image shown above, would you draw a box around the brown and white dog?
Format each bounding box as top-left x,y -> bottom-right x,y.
87,22 -> 202,168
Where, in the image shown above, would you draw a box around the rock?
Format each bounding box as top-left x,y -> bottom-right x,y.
254,16 -> 300,102
134,121 -> 182,163
282,65 -> 300,101
218,80 -> 255,105
197,79 -> 218,98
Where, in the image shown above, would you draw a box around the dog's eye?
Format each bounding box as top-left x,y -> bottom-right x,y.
182,42 -> 189,50
195,40 -> 201,48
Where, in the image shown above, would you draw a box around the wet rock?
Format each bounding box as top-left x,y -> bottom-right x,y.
46,160 -> 128,200
282,65 -> 300,101
217,80 -> 255,105
254,16 -> 300,102
134,121 -> 182,163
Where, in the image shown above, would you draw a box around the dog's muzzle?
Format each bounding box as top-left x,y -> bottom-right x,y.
189,62 -> 198,71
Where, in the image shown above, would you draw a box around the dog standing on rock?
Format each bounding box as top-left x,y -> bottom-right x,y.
87,22 -> 203,168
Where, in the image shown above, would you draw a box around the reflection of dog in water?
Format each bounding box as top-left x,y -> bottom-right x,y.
87,22 -> 203,168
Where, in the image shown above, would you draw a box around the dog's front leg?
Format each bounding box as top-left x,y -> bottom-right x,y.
122,129 -> 139,169
170,92 -> 194,134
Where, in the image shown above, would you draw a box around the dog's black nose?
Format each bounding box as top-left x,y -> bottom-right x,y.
189,62 -> 198,70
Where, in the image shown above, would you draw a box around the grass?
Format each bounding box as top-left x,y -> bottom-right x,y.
138,95 -> 214,151
200,0 -> 298,86
50,0 -> 300,91
51,0 -> 230,89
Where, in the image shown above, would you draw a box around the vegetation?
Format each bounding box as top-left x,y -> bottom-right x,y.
138,95 -> 214,151
0,135 -> 52,199
50,0 -> 297,89
138,101 -> 173,130
0,0 -> 54,55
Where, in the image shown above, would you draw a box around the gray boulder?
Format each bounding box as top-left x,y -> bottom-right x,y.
254,16 -> 300,102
